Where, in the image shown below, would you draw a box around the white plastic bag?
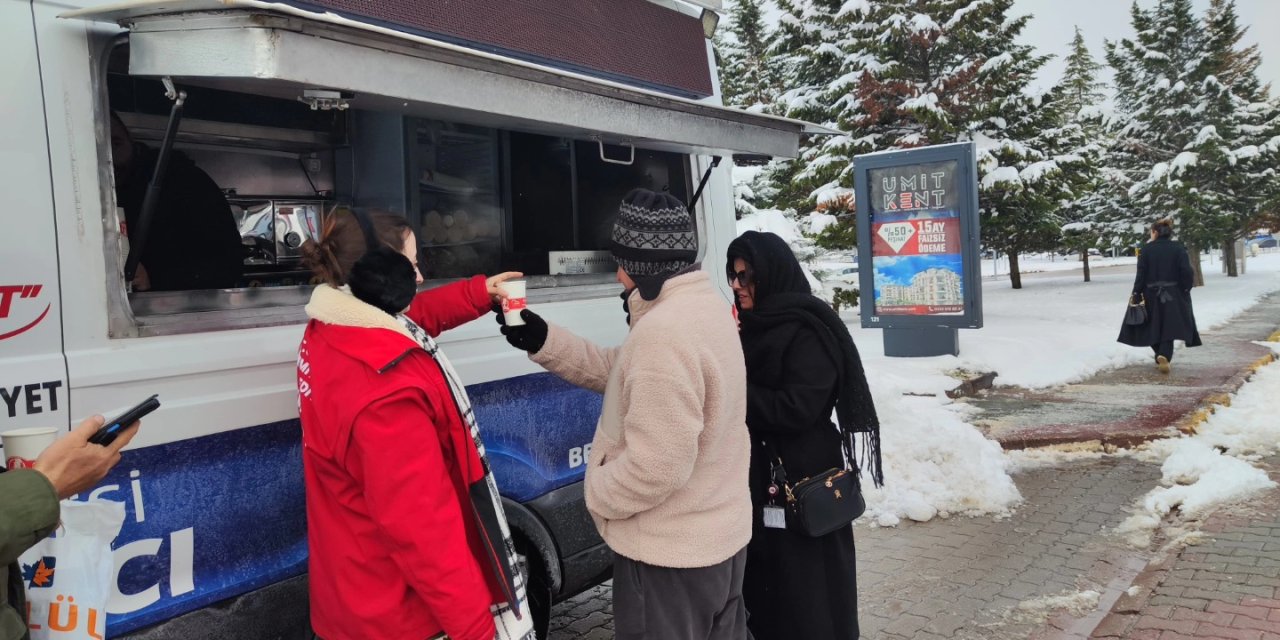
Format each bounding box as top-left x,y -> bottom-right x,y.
18,500 -> 125,640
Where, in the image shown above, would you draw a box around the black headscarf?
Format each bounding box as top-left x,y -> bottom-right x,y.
727,231 -> 883,487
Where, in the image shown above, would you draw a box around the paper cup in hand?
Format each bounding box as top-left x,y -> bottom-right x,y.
499,280 -> 528,326
3,427 -> 59,470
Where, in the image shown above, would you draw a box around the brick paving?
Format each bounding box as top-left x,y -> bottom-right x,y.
544,288 -> 1280,640
550,455 -> 1167,639
549,454 -> 1280,639
1083,456 -> 1280,640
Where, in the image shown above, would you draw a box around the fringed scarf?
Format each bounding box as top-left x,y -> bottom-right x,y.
395,315 -> 536,640
728,231 -> 884,487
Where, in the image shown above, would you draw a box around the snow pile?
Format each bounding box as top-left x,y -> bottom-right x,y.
1116,351 -> 1280,546
903,253 -> 1280,389
1016,590 -> 1101,617
862,390 -> 1023,527
902,92 -> 945,117
736,209 -> 803,245
908,13 -> 940,33
806,213 -> 839,235
979,52 -> 1014,74
1005,442 -> 1117,473
981,165 -> 1021,188
837,0 -> 871,17
1170,151 -> 1199,174
1019,159 -> 1059,183
814,186 -> 854,207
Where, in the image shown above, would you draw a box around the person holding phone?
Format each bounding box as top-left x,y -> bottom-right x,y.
2,415 -> 139,640
296,209 -> 532,640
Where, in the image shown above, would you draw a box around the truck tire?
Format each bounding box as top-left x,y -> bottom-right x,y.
516,540 -> 553,639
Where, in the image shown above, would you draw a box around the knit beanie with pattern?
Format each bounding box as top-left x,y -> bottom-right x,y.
610,188 -> 697,300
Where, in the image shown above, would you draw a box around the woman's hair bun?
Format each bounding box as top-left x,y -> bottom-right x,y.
299,235 -> 346,287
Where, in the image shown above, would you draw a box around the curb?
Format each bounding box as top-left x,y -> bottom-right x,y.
1175,350 -> 1278,436
996,329 -> 1280,451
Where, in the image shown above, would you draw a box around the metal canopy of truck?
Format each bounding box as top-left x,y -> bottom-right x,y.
64,1 -> 834,158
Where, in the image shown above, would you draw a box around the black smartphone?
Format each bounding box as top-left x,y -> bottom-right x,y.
89,394 -> 160,446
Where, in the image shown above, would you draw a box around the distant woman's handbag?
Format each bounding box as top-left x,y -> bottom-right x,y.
1124,293 -> 1147,325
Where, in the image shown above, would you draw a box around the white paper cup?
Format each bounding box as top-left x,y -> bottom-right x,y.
499,280 -> 528,326
2,427 -> 59,470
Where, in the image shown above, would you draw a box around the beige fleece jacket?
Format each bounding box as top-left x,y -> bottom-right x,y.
531,271 -> 752,568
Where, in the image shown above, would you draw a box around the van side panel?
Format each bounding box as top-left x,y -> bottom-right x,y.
0,2 -> 69,439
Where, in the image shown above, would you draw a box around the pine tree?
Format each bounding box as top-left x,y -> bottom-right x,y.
753,0 -> 854,222
1195,0 -> 1280,275
1105,0 -> 1212,282
785,0 -> 1066,288
1060,27 -> 1106,132
717,0 -> 782,111
1057,26 -> 1111,281
1106,0 -> 1280,283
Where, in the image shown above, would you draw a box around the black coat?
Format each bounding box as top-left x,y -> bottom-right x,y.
118,144 -> 243,291
1117,238 -> 1202,347
739,317 -> 860,640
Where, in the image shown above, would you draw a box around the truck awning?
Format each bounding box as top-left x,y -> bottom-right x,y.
64,1 -> 835,158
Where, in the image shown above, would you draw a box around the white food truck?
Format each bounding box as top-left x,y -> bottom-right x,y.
0,0 -> 820,636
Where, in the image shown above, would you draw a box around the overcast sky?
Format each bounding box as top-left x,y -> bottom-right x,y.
1017,0 -> 1279,93
752,0 -> 1279,94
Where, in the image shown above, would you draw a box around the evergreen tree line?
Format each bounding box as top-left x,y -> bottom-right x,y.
716,0 -> 1280,288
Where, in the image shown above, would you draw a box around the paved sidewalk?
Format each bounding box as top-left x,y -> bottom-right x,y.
550,455 -> 1167,639
550,454 -> 1280,640
545,291 -> 1280,640
1082,455 -> 1280,640
967,290 -> 1280,449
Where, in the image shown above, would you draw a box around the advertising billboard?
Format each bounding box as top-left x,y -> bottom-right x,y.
868,160 -> 965,316
856,143 -> 983,333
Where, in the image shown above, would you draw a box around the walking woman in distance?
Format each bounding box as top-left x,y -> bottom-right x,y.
1118,218 -> 1201,373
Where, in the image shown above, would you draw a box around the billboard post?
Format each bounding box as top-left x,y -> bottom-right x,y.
854,142 -> 983,357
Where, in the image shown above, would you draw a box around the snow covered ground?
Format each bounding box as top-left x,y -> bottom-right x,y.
859,260 -> 1280,527
852,253 -> 1280,391
732,212 -> 1280,527
982,254 -> 1136,277
1114,342 -> 1280,547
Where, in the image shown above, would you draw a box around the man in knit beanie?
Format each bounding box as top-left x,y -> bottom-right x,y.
498,188 -> 753,639
610,188 -> 699,301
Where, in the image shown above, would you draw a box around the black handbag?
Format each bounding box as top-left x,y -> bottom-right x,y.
1124,293 -> 1147,326
767,445 -> 865,537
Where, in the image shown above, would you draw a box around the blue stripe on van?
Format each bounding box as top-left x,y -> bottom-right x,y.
96,372 -> 601,635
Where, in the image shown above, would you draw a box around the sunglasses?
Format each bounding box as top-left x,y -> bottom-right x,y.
727,268 -> 753,287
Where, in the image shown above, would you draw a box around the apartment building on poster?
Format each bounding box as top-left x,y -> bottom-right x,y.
880,267 -> 963,307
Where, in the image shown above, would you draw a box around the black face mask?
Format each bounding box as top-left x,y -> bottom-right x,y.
620,288 -> 634,326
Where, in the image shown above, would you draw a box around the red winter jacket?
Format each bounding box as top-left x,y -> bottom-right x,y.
297,277 -> 501,640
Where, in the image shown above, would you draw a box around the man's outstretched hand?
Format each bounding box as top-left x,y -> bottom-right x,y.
495,308 -> 548,354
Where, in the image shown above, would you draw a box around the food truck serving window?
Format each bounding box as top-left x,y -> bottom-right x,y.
76,6 -> 822,337
98,44 -> 694,337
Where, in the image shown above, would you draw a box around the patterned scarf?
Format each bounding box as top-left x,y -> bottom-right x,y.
396,314 -> 536,640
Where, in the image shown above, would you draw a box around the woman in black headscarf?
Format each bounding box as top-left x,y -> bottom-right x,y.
726,231 -> 882,640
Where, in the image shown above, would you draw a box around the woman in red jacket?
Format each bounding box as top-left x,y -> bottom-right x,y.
297,208 -> 533,640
